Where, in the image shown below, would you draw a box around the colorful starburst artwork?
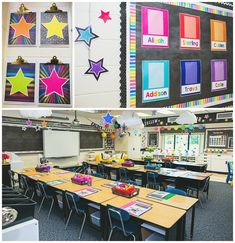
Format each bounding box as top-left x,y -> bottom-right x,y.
4,63 -> 35,103
39,63 -> 70,104
41,12 -> 69,45
8,13 -> 36,45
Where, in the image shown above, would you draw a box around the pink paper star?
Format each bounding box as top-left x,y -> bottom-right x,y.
98,10 -> 112,23
40,69 -> 68,97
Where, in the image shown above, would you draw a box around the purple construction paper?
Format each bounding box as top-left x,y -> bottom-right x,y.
211,59 -> 227,82
185,62 -> 198,84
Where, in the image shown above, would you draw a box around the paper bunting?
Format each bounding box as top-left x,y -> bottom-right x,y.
179,13 -> 200,50
141,6 -> 169,48
210,19 -> 227,51
8,13 -> 36,45
26,119 -> 33,126
142,60 -> 170,103
75,26 -> 98,47
39,64 -> 70,104
103,112 -> 114,124
41,12 -> 69,45
5,63 -> 35,103
98,10 -> 112,23
85,58 -> 108,81
180,60 -> 201,96
211,59 -> 227,92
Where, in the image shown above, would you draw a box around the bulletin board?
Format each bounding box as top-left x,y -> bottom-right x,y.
130,2 -> 233,108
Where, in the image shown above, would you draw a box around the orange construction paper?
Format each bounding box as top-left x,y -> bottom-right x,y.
211,19 -> 226,42
10,16 -> 35,39
184,15 -> 197,38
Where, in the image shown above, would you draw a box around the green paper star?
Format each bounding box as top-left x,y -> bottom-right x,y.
6,68 -> 33,96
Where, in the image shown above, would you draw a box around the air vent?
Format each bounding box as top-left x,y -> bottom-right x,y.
216,112 -> 233,120
167,117 -> 178,123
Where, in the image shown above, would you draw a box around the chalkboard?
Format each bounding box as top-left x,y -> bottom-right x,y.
2,126 -> 43,152
134,2 -> 233,107
80,131 -> 103,149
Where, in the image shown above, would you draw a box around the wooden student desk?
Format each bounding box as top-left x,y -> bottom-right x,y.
15,167 -> 192,240
138,187 -> 198,239
103,196 -> 186,240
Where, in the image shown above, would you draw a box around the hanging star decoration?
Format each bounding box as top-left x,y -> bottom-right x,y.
35,125 -> 41,132
40,69 -> 68,97
10,16 -> 35,39
6,68 -> 34,96
103,112 -> 114,125
75,26 -> 98,47
25,119 -> 33,126
41,120 -> 47,128
85,58 -> 108,81
22,126 -> 27,131
98,10 -> 112,23
42,15 -> 67,39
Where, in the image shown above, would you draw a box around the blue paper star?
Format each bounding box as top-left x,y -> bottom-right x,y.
103,112 -> 114,124
75,26 -> 99,47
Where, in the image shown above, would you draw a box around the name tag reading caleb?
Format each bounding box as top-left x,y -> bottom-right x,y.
141,6 -> 169,48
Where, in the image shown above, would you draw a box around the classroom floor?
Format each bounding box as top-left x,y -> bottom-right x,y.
32,180 -> 233,241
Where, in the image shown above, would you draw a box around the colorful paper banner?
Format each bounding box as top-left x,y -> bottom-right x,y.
142,60 -> 170,102
179,13 -> 200,50
211,59 -> 227,92
180,60 -> 201,96
210,19 -> 227,51
142,6 -> 169,48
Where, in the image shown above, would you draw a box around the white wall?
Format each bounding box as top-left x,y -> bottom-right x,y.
74,2 -> 121,107
2,2 -> 73,108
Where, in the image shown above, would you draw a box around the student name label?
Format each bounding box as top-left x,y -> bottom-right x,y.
180,38 -> 200,49
181,84 -> 200,95
143,88 -> 169,101
212,80 -> 227,91
211,41 -> 226,51
143,35 -> 168,47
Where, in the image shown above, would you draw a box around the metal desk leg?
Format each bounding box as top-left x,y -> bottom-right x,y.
190,204 -> 196,240
100,204 -> 109,240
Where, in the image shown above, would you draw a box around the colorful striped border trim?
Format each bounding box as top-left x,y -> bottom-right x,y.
166,94 -> 233,108
130,3 -> 136,107
129,2 -> 233,108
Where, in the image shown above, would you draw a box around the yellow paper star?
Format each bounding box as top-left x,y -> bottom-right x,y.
41,120 -> 47,127
42,15 -> 67,39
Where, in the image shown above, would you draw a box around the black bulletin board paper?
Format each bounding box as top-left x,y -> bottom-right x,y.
207,129 -> 233,149
2,126 -> 43,152
135,2 -> 233,107
80,131 -> 103,149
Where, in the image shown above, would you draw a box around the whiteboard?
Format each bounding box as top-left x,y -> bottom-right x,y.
43,130 -> 79,158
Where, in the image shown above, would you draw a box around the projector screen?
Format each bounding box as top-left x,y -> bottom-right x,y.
43,130 -> 80,158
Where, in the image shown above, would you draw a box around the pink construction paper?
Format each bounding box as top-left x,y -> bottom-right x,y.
184,15 -> 197,38
148,9 -> 164,35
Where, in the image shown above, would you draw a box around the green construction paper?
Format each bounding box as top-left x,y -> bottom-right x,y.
163,193 -> 175,200
7,68 -> 33,96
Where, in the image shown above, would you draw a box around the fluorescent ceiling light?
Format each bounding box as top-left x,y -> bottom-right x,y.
136,112 -> 152,117
156,110 -> 175,115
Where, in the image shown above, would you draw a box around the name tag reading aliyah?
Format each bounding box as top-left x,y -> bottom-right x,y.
179,13 -> 200,50
142,6 -> 169,48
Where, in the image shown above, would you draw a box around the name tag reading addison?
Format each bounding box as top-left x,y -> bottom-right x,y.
144,88 -> 169,101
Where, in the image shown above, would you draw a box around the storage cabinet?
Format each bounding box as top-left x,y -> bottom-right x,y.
205,153 -> 233,172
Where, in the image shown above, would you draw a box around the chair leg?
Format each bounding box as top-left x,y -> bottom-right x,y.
38,197 -> 45,213
108,228 -> 114,241
130,233 -> 136,241
31,191 -> 35,200
65,210 -> 73,229
78,212 -> 86,240
24,188 -> 29,196
47,198 -> 54,220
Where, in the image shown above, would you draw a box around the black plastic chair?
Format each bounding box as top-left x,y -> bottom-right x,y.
119,168 -> 129,182
97,163 -> 108,178
146,171 -> 162,190
64,191 -> 87,239
8,170 -> 19,189
36,182 -> 57,219
107,205 -> 139,241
